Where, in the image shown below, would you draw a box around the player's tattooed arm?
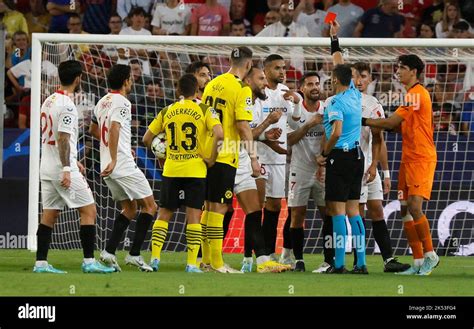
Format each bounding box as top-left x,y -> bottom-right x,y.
58,131 -> 71,188
58,132 -> 71,168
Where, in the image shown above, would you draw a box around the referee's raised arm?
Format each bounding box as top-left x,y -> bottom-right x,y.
329,20 -> 344,66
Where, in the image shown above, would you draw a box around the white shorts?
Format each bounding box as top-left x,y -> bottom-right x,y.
258,164 -> 286,198
104,170 -> 153,201
288,167 -> 325,207
234,171 -> 257,195
360,172 -> 383,203
41,174 -> 94,210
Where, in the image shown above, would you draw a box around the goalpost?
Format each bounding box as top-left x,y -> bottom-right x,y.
28,34 -> 474,257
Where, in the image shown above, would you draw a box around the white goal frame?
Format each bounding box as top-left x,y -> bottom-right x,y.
28,33 -> 473,251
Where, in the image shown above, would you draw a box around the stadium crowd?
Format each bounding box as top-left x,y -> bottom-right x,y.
2,0 -> 474,138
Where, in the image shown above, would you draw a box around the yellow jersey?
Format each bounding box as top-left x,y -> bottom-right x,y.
148,99 -> 221,178
202,73 -> 253,168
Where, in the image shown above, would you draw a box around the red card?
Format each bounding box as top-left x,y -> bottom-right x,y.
325,12 -> 337,24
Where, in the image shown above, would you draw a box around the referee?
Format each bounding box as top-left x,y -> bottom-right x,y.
316,21 -> 367,274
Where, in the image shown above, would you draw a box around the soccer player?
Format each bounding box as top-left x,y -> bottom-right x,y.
238,66 -> 291,273
362,54 -> 440,276
352,62 -> 410,273
185,61 -> 212,101
200,46 -> 259,273
316,21 -> 366,274
90,64 -> 157,272
142,74 -> 223,272
286,72 -> 327,272
34,60 -> 114,274
256,54 -> 302,260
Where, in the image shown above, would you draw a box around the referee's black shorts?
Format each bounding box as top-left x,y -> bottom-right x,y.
206,162 -> 237,204
325,147 -> 364,202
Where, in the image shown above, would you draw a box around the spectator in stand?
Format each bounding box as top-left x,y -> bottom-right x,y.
263,10 -> 280,27
230,19 -> 247,36
116,0 -> 153,22
435,2 -> 470,38
151,0 -> 191,35
67,14 -> 90,57
128,58 -> 151,104
250,0 -> 280,35
257,3 -> 308,72
136,80 -> 169,138
418,21 -> 436,38
450,20 -> 473,38
7,54 -> 58,98
230,0 -> 252,36
81,0 -> 115,35
353,0 -> 405,38
25,0 -> 51,38
190,0 -> 231,36
0,0 -> 29,37
325,0 -> 363,37
294,0 -> 327,37
102,14 -> 122,61
118,7 -> 153,75
7,31 -> 31,72
257,2 -> 309,38
47,0 -> 81,33
422,0 -> 444,25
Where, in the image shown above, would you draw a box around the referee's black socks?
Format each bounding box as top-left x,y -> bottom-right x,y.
322,215 -> 334,265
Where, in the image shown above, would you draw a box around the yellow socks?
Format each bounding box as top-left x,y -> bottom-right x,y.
151,219 -> 168,260
186,223 -> 202,266
207,211 -> 224,269
200,210 -> 211,264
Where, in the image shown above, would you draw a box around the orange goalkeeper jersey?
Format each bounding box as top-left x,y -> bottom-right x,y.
395,83 -> 437,163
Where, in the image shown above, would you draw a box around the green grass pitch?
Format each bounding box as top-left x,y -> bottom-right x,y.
1,250 -> 473,296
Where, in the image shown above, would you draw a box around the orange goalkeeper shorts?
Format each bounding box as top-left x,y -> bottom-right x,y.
398,162 -> 437,201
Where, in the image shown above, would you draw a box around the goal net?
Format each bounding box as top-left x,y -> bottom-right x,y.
29,34 -> 474,257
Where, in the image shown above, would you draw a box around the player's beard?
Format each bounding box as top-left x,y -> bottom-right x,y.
306,89 -> 320,101
254,89 -> 267,100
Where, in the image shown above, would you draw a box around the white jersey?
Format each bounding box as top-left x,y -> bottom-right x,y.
256,83 -> 296,165
94,92 -> 137,179
40,91 -> 79,180
360,93 -> 385,170
288,101 -> 325,171
237,98 -> 265,176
